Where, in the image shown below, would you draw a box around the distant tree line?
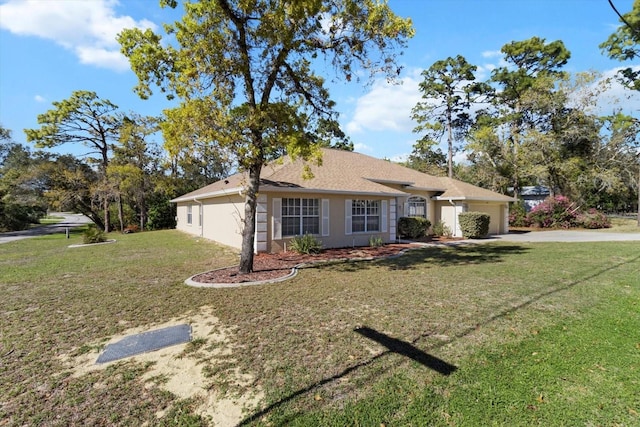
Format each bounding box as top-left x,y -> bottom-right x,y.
408,1 -> 639,218
0,91 -> 232,232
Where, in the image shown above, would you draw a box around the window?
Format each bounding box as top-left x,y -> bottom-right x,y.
282,198 -> 319,236
352,199 -> 380,232
187,205 -> 192,225
407,196 -> 426,218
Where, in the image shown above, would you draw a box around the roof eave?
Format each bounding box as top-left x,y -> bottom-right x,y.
170,186 -> 244,203
435,195 -> 516,202
262,187 -> 408,197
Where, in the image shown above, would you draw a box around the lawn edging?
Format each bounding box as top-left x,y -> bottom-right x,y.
184,246 -> 422,288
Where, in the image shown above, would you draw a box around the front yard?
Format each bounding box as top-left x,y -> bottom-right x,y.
1,228 -> 638,426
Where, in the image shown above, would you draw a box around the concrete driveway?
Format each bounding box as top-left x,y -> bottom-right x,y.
493,229 -> 640,243
0,212 -> 92,244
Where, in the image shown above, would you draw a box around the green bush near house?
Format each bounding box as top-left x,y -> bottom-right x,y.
432,220 -> 452,237
289,233 -> 322,254
397,216 -> 431,239
369,235 -> 384,247
458,211 -> 490,238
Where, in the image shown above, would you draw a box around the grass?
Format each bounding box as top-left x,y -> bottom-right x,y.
26,215 -> 65,228
1,228 -> 639,426
39,215 -> 65,225
601,216 -> 640,233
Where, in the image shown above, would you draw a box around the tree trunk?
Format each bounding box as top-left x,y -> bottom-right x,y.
238,163 -> 262,274
637,163 -> 640,227
118,194 -> 124,232
139,192 -> 146,231
103,197 -> 110,233
84,208 -> 105,231
447,119 -> 453,178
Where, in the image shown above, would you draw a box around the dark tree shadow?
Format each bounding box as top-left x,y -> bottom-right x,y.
354,326 -> 457,375
237,325 -> 455,426
326,243 -> 529,273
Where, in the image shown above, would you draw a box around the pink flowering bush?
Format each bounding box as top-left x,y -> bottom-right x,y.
527,195 -> 579,229
576,209 -> 611,229
524,195 -> 610,229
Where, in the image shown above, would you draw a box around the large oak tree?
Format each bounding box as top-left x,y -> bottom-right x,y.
118,0 -> 413,273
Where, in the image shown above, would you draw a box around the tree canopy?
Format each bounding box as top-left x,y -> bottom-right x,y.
600,0 -> 640,91
411,55 -> 490,178
118,0 -> 414,273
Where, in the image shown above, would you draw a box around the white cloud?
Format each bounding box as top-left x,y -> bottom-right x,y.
353,142 -> 373,153
34,95 -> 46,103
346,71 -> 423,134
389,152 -> 409,163
481,50 -> 502,58
597,66 -> 640,115
0,0 -> 156,72
566,67 -> 640,116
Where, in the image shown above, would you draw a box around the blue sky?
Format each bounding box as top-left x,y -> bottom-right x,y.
1,0 -> 638,163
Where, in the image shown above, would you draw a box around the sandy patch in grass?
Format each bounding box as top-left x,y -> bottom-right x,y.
58,306 -> 263,426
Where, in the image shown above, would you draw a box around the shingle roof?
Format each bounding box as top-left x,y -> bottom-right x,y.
435,178 -> 515,202
171,148 -> 514,202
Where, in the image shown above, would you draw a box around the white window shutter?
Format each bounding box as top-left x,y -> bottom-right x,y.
272,198 -> 282,240
381,200 -> 388,232
345,199 -> 352,235
322,199 -> 330,236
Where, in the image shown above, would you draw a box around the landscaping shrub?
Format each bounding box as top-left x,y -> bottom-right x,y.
369,235 -> 384,247
527,195 -> 579,229
458,211 -> 491,239
576,208 -> 611,229
82,225 -> 106,244
509,200 -> 529,227
432,220 -> 452,238
289,233 -> 322,254
397,216 -> 431,239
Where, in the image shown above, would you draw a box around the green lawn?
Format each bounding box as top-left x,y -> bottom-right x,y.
602,216 -> 640,233
26,215 -> 65,228
1,229 -> 638,426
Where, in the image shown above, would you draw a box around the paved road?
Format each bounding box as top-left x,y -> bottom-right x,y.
0,212 -> 92,244
493,229 -> 640,243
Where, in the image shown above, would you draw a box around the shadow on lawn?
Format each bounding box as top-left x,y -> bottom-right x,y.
238,326 -> 456,426
355,326 -> 457,375
238,252 -> 640,426
327,243 -> 530,273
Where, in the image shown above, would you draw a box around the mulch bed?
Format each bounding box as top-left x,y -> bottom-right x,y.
191,243 -> 426,284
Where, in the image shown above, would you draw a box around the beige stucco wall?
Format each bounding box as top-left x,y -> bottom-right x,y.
176,194 -> 245,250
395,191 -> 437,228
176,191 -> 509,252
266,192 -> 395,253
433,200 -> 509,237
467,202 -> 509,235
436,201 -> 463,237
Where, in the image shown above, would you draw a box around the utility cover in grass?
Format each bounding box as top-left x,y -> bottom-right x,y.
96,324 -> 191,364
